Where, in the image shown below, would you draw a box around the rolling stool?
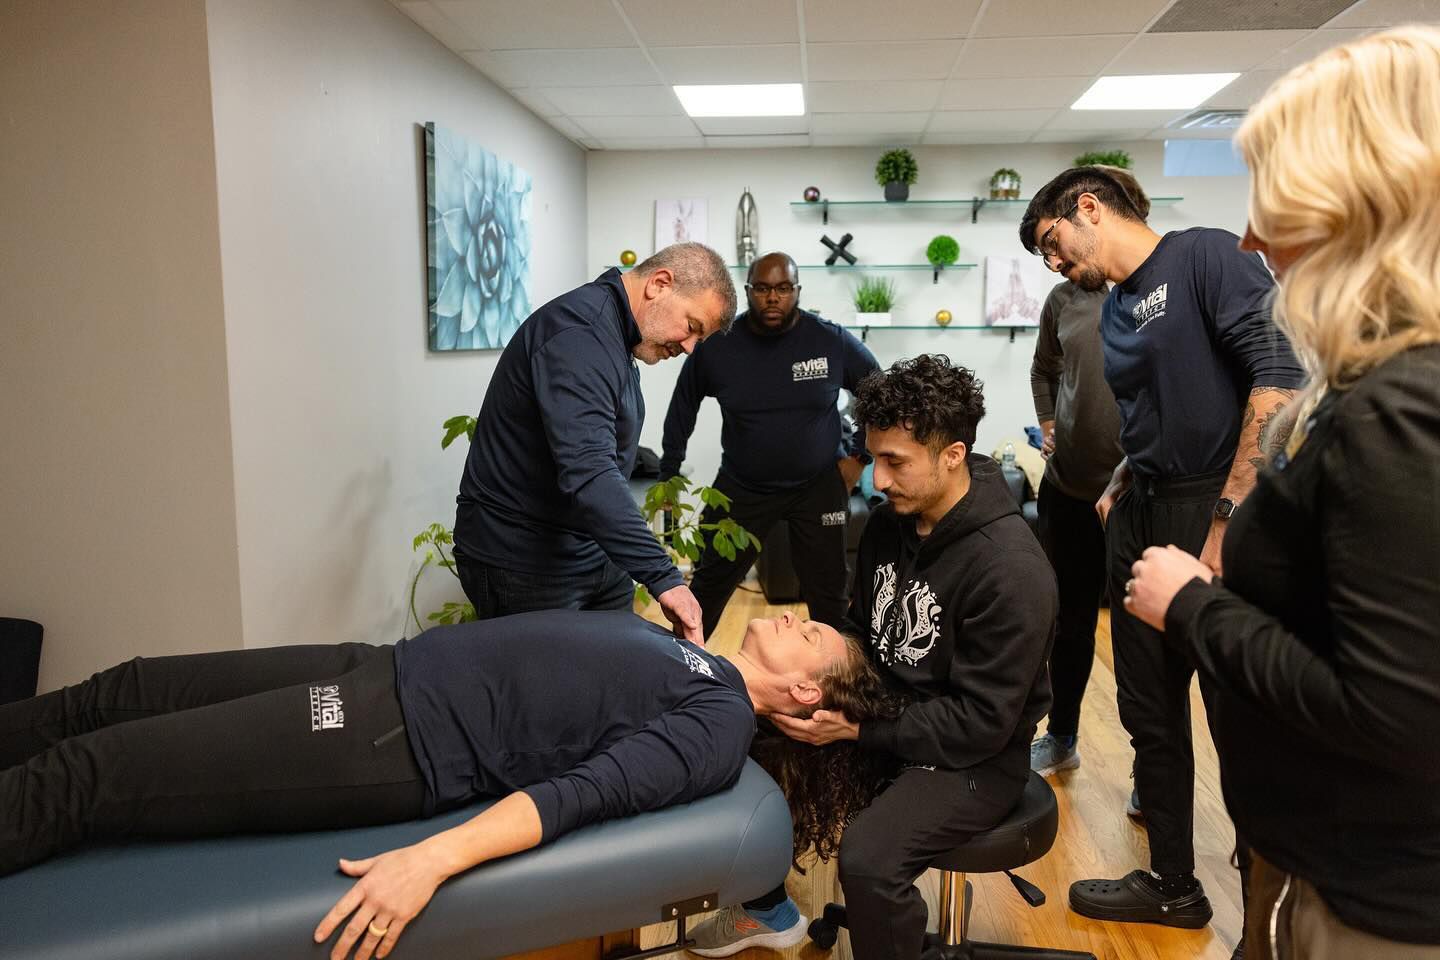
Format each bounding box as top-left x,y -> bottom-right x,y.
808,771 -> 1095,959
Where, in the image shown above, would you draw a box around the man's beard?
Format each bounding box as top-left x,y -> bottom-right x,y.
1074,266 -> 1108,292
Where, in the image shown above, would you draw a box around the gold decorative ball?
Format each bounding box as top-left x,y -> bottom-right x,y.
620,249 -> 637,266
935,309 -> 953,327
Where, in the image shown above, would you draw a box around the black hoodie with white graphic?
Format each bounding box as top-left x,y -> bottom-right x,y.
850,456 -> 1057,771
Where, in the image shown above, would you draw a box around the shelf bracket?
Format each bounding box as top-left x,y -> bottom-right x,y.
821,199 -> 829,225
932,265 -> 941,284
971,196 -> 987,224
1009,327 -> 1017,343
860,324 -> 870,343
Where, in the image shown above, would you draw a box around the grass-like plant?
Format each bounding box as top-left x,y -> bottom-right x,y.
926,234 -> 960,267
853,276 -> 897,313
874,148 -> 918,186
1074,149 -> 1132,169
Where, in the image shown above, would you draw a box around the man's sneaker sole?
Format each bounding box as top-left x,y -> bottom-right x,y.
688,915 -> 808,958
1032,750 -> 1081,777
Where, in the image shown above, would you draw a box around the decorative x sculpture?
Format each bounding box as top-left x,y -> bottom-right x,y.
821,233 -> 856,266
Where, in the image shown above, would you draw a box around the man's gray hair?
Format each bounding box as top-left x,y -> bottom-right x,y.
633,242 -> 737,332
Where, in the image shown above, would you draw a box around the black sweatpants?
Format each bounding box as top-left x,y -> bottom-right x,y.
1036,478 -> 1108,738
1105,470 -> 1225,875
0,643 -> 427,876
691,467 -> 850,640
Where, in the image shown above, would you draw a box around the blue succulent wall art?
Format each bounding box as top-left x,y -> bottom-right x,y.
425,122 -> 532,350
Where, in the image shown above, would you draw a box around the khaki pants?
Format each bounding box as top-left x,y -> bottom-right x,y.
1246,854 -> 1440,959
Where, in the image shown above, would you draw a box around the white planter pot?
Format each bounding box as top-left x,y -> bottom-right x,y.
855,312 -> 892,327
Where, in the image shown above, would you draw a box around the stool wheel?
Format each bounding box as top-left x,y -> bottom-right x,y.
807,917 -> 838,950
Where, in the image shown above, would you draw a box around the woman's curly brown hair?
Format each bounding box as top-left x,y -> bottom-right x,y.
748,633 -> 911,865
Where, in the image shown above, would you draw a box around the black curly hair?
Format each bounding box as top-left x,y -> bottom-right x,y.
851,354 -> 986,452
748,633 -> 910,865
1018,165 -> 1146,256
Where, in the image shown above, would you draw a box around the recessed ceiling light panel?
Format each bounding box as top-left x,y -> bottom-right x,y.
673,84 -> 805,118
1072,73 -> 1240,111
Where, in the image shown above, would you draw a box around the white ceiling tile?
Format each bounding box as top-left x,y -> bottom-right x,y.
938,75 -> 1094,110
395,2 -> 485,49
692,116 -> 809,135
620,0 -> 798,45
812,133 -> 937,146
809,112 -> 930,134
1152,124 -> 1241,139
540,85 -> 682,117
1028,129 -> 1154,143
578,115 -> 701,137
483,48 -> 658,86
647,44 -> 801,84
1261,28 -> 1375,70
806,80 -> 943,113
974,0 -> 1172,37
433,0 -> 634,49
1043,109 -> 1185,130
952,35 -> 1131,78
598,137 -> 707,150
920,131 -> 1036,144
506,87 -> 563,117
1201,70 -> 1284,108
546,116 -> 593,139
802,0 -> 984,42
703,134 -> 812,148
806,41 -> 964,82
1325,0 -> 1440,28
928,108 -> 1059,133
1121,30 -> 1312,73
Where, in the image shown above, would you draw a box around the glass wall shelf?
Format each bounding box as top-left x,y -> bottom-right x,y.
790,195 -> 1183,223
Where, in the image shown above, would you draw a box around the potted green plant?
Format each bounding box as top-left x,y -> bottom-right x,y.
874,148 -> 918,201
853,276 -> 897,327
926,234 -> 960,268
1074,149 -> 1132,169
989,167 -> 1021,199
408,416 -> 757,630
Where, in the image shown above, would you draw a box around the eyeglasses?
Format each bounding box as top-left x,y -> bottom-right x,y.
745,283 -> 798,298
1033,201 -> 1079,261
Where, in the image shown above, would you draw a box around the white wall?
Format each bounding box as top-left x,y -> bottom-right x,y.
205,0 -> 588,647
1,0 -> 244,691
588,143 -> 1251,486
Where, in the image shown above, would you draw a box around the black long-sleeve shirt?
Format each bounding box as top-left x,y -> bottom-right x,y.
660,311 -> 877,492
1166,344 -> 1440,944
1101,228 -> 1305,480
454,269 -> 683,594
394,609 -> 755,843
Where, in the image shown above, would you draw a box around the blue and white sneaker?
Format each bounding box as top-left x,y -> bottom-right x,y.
687,902 -> 808,957
1030,733 -> 1081,776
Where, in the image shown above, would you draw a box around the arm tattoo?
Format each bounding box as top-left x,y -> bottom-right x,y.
1254,387 -> 1299,459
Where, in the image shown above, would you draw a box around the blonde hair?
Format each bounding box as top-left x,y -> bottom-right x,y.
1235,25 -> 1440,392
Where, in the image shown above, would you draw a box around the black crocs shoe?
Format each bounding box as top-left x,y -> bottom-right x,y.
1068,870 -> 1213,928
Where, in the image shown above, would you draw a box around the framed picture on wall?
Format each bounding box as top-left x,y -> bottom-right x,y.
654,199 -> 707,250
424,121 -> 533,351
983,255 -> 1052,327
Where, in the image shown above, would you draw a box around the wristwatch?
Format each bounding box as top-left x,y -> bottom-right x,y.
1214,497 -> 1236,520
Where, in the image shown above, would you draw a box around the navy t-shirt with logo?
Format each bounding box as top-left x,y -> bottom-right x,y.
1101,227 -> 1306,480
661,310 -> 879,493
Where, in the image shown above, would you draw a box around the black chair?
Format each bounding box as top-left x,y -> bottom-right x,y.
808,772 -> 1095,960
0,618 -> 43,705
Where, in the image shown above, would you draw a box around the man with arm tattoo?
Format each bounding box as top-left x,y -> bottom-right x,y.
1021,168 -> 1305,953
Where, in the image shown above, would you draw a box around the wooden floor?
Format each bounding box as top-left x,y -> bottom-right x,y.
636,585 -> 1243,960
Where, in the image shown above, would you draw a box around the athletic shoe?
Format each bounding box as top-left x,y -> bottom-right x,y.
1069,870 -> 1213,928
687,904 -> 808,957
1126,786 -> 1144,821
1030,733 -> 1080,776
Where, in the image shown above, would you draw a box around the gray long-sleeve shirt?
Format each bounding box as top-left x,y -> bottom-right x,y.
1030,281 -> 1124,501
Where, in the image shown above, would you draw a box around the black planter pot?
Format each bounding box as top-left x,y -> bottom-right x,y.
884,180 -> 910,202
0,618 -> 43,704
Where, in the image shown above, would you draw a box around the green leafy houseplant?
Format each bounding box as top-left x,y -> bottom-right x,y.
852,276 -> 897,314
1074,149 -> 1132,169
988,167 -> 1021,200
925,235 -> 960,267
409,416 -> 757,629
874,148 -> 919,187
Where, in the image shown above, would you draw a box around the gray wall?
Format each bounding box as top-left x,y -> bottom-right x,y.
205,0 -> 588,649
0,0 -> 244,690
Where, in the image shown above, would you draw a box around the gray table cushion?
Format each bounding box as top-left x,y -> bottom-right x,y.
4,760 -> 791,960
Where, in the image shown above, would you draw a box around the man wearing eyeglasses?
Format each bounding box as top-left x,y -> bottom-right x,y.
660,251 -> 878,642
1020,168 -> 1305,942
